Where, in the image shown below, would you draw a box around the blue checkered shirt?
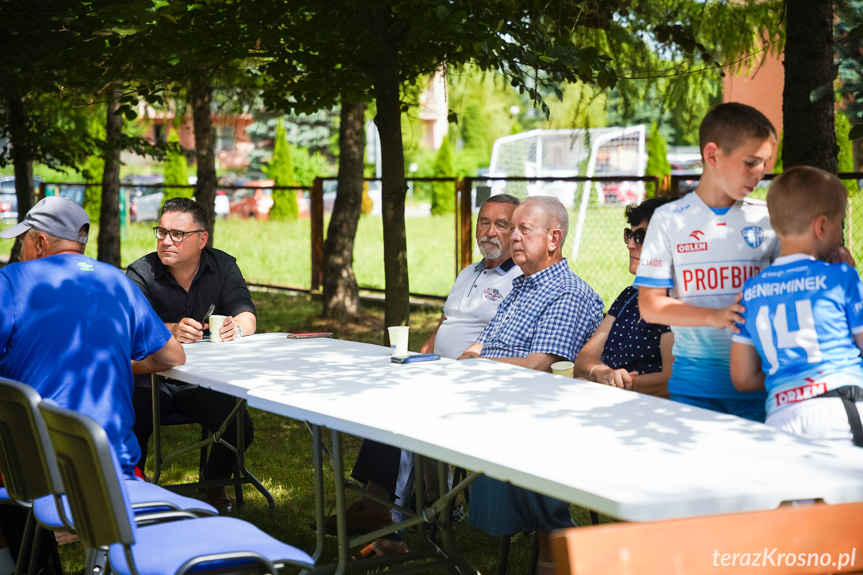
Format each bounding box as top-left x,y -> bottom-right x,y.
477,259 -> 603,361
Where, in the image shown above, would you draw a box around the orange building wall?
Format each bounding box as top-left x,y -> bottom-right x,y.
723,52 -> 784,171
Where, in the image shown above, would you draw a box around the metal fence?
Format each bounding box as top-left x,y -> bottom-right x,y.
35,172 -> 863,310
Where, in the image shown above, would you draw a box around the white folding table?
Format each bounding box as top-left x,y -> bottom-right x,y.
162,333 -> 863,573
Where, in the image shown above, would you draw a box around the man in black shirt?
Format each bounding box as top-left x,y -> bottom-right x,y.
127,198 -> 256,514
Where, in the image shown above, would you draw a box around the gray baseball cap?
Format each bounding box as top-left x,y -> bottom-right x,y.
0,197 -> 89,244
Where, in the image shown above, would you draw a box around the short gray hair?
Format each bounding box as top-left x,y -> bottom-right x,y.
481,193 -> 520,208
521,196 -> 569,244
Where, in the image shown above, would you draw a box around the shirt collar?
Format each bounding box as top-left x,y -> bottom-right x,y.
476,257 -> 516,276
773,253 -> 817,266
154,246 -> 213,283
521,258 -> 569,287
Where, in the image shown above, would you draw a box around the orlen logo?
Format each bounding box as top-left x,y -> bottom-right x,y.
690,230 -> 704,240
775,380 -> 827,407
677,242 -> 708,253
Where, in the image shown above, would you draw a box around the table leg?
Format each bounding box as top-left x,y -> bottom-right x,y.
331,429 -> 349,575
311,424 -> 326,562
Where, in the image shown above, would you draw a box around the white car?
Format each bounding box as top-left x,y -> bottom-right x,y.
215,190 -> 230,218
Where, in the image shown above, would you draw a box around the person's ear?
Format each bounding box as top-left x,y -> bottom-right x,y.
199,230 -> 209,248
548,228 -> 563,251
813,214 -> 829,241
34,233 -> 51,258
702,142 -> 720,168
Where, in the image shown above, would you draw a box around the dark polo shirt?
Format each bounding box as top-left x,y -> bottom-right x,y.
126,247 -> 256,326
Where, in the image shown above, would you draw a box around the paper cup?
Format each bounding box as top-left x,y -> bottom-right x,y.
387,326 -> 410,357
551,361 -> 574,378
209,315 -> 227,343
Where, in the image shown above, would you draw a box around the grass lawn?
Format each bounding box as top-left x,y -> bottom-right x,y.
57,291 -> 609,574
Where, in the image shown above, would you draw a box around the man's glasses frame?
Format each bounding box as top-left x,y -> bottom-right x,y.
153,227 -> 205,242
623,227 -> 646,245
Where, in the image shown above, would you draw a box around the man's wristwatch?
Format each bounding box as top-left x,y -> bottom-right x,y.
235,325 -> 243,340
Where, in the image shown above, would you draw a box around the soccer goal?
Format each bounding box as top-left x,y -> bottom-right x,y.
487,126 -> 647,261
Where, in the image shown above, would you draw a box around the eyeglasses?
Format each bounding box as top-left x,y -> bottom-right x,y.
623,228 -> 646,245
153,227 -> 205,242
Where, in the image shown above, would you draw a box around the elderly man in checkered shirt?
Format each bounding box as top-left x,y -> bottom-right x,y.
459,195 -> 603,369
459,195 -> 604,574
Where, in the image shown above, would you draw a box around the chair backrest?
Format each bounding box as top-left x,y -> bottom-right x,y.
39,402 -> 136,551
0,378 -> 63,505
551,502 -> 863,575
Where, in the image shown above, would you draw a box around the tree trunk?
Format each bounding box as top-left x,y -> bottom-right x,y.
372,22 -> 410,341
782,0 -> 837,172
322,101 -> 366,319
98,87 -> 122,267
192,76 -> 217,245
7,95 -> 34,263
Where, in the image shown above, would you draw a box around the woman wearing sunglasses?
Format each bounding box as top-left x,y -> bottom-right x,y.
574,197 -> 673,397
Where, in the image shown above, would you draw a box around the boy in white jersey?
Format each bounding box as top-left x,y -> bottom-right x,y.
636,103 -> 779,421
731,166 -> 863,446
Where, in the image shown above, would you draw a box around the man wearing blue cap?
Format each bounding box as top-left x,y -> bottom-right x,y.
0,196 -> 185,474
0,197 -> 185,563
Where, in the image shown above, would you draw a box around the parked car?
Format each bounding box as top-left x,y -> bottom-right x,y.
0,176 -> 47,221
215,190 -> 230,218
0,177 -> 17,222
229,179 -> 274,219
123,175 -> 164,222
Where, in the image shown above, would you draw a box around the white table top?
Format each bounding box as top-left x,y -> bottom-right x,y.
161,332 -> 863,522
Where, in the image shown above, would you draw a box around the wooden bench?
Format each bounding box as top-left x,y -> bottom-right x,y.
551,502 -> 863,574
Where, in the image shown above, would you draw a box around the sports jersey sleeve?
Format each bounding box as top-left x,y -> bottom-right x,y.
842,265 -> 863,335
634,210 -> 674,289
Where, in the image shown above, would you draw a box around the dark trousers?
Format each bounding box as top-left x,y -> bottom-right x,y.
351,439 -> 401,497
132,379 -> 254,480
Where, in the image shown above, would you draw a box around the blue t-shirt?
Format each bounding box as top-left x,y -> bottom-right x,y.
0,253 -> 172,475
733,254 -> 863,417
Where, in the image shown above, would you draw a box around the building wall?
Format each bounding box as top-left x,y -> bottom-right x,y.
723,51 -> 784,171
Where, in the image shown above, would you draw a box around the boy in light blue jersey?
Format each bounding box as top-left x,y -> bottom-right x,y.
636,103 -> 779,421
731,166 -> 863,445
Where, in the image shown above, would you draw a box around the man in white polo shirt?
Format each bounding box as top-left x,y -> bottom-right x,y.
325,195 -> 522,555
421,193 -> 523,357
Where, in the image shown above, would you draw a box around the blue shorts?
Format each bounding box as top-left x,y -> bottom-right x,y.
670,393 -> 766,423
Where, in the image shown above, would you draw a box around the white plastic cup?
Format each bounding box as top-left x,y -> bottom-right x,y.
387,326 -> 410,357
209,315 -> 227,343
551,361 -> 574,378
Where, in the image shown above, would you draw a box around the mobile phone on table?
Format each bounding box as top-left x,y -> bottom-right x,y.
287,332 -> 333,339
391,353 -> 440,364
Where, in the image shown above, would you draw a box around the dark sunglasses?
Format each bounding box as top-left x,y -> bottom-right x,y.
623,228 -> 646,245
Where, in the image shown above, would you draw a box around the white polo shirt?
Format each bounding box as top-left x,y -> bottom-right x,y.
435,259 -> 522,359
634,192 -> 779,397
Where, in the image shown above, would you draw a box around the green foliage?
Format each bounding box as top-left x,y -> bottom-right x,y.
430,137 -> 455,215
836,112 -> 858,194
645,122 -> 671,196
836,1 -> 863,139
161,130 -> 191,206
268,119 -> 299,221
292,147 -> 334,186
773,131 -> 784,173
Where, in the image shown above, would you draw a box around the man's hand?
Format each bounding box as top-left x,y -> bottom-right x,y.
707,293 -> 745,333
209,315 -> 240,341
172,317 -> 205,343
591,365 -> 638,390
